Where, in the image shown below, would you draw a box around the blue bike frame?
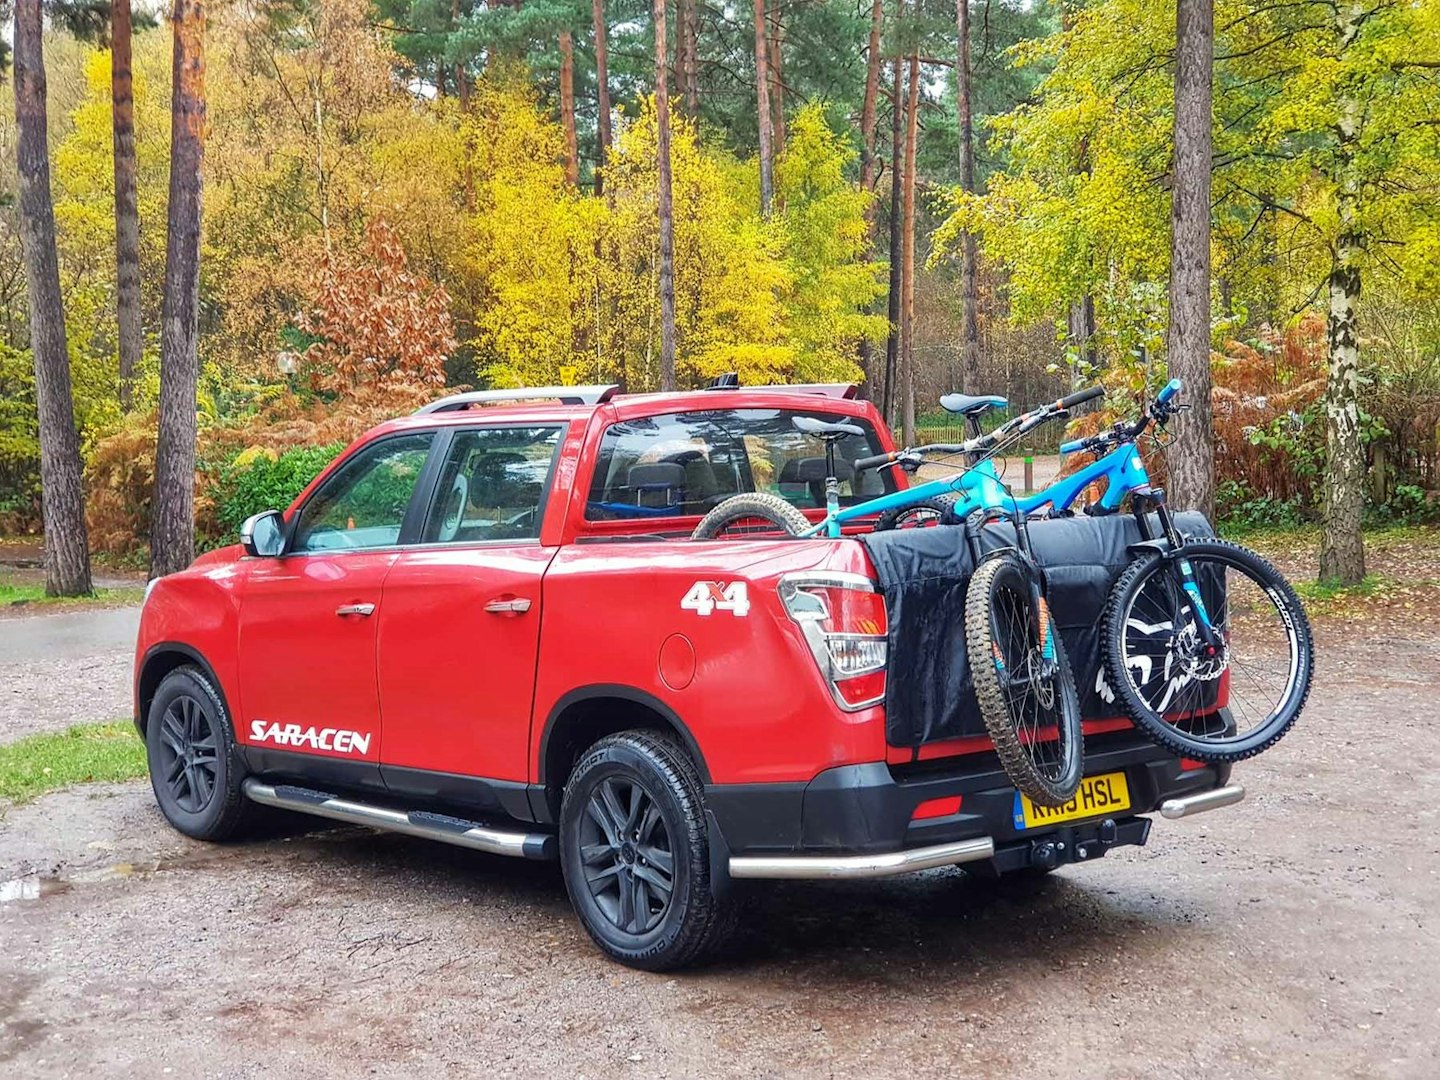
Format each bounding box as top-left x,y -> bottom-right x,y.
799,377 -> 1215,637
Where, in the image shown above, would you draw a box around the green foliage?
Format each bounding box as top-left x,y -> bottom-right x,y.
1217,482 -> 1309,533
0,722 -> 147,805
0,346 -> 40,527
210,443 -> 345,542
1368,484 -> 1440,528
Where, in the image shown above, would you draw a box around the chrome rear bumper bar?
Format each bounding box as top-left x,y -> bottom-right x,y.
1160,783 -> 1245,820
728,836 -> 995,880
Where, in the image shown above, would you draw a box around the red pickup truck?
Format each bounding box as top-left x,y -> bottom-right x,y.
135,382 -> 1238,969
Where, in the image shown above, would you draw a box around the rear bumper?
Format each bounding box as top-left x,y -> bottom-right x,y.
707,732 -> 1236,879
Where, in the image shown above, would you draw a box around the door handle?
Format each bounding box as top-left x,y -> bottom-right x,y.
484,597 -> 532,615
336,603 -> 376,617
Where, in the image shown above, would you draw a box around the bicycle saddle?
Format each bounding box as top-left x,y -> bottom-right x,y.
793,416 -> 865,441
939,393 -> 1007,416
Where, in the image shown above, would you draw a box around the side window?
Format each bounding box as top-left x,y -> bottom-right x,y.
421,426 -> 563,544
291,433 -> 434,553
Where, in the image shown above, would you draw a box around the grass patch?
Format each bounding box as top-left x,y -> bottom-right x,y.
0,722 -> 148,805
0,579 -> 146,609
1293,574 -> 1384,603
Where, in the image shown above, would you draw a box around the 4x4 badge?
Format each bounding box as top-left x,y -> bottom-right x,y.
680,581 -> 750,617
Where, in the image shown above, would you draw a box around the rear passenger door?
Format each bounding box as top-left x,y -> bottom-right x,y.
376,425 -> 565,804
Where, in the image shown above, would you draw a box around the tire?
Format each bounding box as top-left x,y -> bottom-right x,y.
145,665 -> 259,841
1102,538 -> 1314,763
559,730 -> 734,971
873,493 -> 963,531
965,552 -> 1084,807
691,492 -> 810,539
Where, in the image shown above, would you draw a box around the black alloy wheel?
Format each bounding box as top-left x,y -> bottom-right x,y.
155,693 -> 220,814
578,776 -> 675,935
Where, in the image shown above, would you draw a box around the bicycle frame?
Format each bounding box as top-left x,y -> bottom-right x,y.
799,458 -> 1015,538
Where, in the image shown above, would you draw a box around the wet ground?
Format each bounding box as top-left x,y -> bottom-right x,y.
2,538 -> 1438,1077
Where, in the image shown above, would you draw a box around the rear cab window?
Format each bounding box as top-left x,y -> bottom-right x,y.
583,408 -> 896,528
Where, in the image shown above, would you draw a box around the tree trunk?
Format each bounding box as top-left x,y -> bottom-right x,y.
593,0 -> 612,195
768,12 -> 785,151
559,30 -> 579,186
1318,5 -> 1366,584
150,0 -> 206,579
855,0 -> 885,401
1067,296 -> 1095,382
453,0 -> 470,111
858,0 -> 884,198
113,0 -> 143,411
955,0 -> 980,393
653,0 -> 677,390
883,59 -> 903,421
15,0 -> 94,597
1319,253 -> 1365,583
679,0 -> 699,117
1164,0 -> 1215,521
901,53 -> 920,447
753,0 -> 774,215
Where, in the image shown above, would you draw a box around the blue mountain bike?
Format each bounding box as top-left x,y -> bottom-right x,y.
1042,380 -> 1314,764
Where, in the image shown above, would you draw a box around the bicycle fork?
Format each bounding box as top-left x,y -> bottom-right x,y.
1132,491 -> 1222,655
966,507 -> 1061,685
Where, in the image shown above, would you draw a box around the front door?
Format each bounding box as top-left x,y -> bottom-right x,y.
236,431 -> 436,780
377,424 -> 564,795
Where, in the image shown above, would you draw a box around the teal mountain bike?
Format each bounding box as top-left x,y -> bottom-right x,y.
694,387 -> 1102,807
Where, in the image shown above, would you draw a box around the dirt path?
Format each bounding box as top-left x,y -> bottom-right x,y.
0,606 -> 140,743
2,603 -> 1437,1078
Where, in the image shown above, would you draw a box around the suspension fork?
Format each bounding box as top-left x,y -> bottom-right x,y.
965,506 -> 1059,676
1132,489 -> 1222,650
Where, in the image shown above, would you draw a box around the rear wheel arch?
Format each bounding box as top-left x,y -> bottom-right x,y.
137,644 -> 231,738
538,686 -> 710,817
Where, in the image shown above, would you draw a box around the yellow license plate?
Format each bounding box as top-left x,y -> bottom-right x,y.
1014,771 -> 1131,830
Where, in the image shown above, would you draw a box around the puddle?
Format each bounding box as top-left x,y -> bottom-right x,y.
0,875 -> 72,903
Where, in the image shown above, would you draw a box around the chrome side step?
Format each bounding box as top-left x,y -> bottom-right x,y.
241,779 -> 555,860
729,836 -> 995,880
1160,783 -> 1245,820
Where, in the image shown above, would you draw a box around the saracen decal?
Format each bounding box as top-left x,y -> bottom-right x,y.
249,720 -> 373,756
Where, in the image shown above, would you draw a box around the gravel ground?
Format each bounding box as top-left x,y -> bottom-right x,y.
2,609 -> 1437,1077
0,607 -> 139,744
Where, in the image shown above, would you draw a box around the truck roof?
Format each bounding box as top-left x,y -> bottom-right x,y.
367,383 -> 874,438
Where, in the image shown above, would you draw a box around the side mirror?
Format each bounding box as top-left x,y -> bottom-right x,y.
240,510 -> 286,558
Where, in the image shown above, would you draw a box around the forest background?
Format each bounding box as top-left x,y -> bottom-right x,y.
2,0 -> 1438,590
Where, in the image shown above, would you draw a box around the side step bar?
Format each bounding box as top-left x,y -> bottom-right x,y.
729,836 -> 995,880
1160,783 -> 1245,820
242,779 -> 555,860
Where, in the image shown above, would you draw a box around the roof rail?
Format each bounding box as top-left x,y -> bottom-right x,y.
702,382 -> 859,400
416,385 -> 620,414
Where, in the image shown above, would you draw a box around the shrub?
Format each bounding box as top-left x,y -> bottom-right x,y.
210,443 -> 345,542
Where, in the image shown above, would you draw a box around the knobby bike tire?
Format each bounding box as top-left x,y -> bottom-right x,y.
691,493 -> 810,539
1102,538 -> 1314,763
965,552 -> 1085,807
873,493 -> 963,531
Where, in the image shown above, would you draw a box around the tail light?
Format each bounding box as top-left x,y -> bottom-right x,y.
779,572 -> 888,711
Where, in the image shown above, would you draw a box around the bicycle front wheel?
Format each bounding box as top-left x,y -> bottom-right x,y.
965,552 -> 1084,807
1102,538 -> 1314,762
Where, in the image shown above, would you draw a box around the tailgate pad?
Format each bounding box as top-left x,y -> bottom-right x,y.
859,511 -> 1217,748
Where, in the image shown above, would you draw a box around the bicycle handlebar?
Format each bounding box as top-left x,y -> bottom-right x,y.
1058,385 -> 1106,410
854,451 -> 896,472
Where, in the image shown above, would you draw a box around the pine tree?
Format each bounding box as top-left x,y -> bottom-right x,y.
14,0 -> 94,596
150,0 -> 207,578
